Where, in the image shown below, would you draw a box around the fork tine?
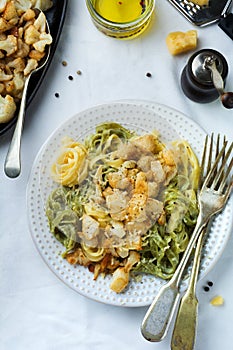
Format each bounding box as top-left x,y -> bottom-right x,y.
215,134 -> 220,156
218,135 -> 227,186
207,133 -> 214,174
209,133 -> 223,184
199,135 -> 208,187
211,141 -> 233,190
226,175 -> 233,195
200,133 -> 232,194
218,158 -> 233,192
200,134 -> 215,187
204,141 -> 228,188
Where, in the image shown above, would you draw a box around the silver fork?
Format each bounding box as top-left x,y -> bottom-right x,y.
171,134 -> 231,350
141,135 -> 233,342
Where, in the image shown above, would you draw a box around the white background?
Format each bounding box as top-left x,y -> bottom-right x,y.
1,1 -> 233,349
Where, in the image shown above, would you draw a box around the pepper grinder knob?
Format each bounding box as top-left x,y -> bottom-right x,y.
204,56 -> 233,109
181,49 -> 230,106
221,92 -> 233,109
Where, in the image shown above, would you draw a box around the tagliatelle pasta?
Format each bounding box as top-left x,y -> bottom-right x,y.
46,122 -> 200,293
51,137 -> 88,186
81,244 -> 106,262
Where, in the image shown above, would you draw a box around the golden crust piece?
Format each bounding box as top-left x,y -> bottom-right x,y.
166,30 -> 198,56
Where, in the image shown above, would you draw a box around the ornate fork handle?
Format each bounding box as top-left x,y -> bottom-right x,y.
141,213 -> 208,342
171,228 -> 206,350
141,135 -> 233,342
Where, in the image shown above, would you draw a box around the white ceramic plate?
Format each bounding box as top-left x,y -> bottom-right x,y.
27,101 -> 233,307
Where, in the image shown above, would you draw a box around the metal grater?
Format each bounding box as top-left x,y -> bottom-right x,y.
167,0 -> 233,38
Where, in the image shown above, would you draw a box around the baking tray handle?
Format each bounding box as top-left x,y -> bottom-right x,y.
218,13 -> 233,39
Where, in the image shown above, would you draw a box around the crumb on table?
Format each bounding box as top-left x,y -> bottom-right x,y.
210,295 -> 224,306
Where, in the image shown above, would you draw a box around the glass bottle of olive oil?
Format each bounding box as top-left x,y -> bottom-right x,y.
86,0 -> 155,39
94,0 -> 146,23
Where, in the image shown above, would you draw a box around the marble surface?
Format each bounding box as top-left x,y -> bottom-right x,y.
1,1 -> 233,349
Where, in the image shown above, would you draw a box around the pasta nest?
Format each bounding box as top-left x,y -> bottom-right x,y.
51,137 -> 88,186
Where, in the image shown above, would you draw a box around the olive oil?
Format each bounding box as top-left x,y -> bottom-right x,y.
86,0 -> 155,39
94,0 -> 145,23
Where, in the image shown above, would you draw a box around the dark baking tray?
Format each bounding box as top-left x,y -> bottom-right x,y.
0,0 -> 68,136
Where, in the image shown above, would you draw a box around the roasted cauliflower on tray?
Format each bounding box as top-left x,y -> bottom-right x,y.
0,0 -> 53,124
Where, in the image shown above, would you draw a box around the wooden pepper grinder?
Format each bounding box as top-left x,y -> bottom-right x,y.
181,48 -> 233,109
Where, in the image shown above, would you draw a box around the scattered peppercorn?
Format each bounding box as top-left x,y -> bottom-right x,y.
203,286 -> 210,292
146,72 -> 152,78
68,75 -> 74,81
207,281 -> 213,287
55,92 -> 60,98
76,70 -> 82,75
62,60 -> 67,66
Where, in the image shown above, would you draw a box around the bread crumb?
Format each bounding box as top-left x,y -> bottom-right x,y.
210,295 -> 224,306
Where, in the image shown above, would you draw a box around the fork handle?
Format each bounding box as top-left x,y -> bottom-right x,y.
171,230 -> 206,350
171,292 -> 198,350
141,279 -> 180,341
141,216 -> 206,342
4,74 -> 31,178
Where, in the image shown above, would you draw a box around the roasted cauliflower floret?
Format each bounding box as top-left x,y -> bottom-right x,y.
0,2 -> 53,123
33,32 -> 52,52
0,16 -> 13,31
0,67 -> 13,81
2,1 -> 18,25
5,71 -> 25,98
31,0 -> 53,11
0,0 -> 7,13
24,24 -> 40,45
14,0 -> 32,14
0,82 -> 4,93
34,10 -> 46,31
23,57 -> 38,75
13,37 -> 30,58
29,48 -> 44,60
20,8 -> 35,22
7,57 -> 25,72
0,34 -> 17,56
0,94 -> 16,123
0,32 -> 6,40
24,12 -> 52,52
